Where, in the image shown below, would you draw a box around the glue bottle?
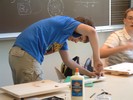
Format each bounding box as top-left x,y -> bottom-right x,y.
71,68 -> 85,100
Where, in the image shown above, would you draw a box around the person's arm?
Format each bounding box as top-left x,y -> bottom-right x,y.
100,42 -> 133,58
75,24 -> 103,74
59,50 -> 96,77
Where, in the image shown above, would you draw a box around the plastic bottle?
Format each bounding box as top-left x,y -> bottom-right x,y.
70,68 -> 85,100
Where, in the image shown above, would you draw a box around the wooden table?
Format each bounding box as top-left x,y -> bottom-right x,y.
0,74 -> 133,100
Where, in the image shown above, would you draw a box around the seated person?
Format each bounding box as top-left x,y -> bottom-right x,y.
100,7 -> 133,66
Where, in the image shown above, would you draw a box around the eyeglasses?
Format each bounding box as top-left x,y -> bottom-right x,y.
126,16 -> 133,21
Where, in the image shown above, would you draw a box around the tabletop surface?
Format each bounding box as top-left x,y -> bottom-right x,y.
0,74 -> 133,100
86,74 -> 133,100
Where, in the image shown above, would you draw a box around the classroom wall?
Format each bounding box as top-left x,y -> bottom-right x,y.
0,32 -> 110,87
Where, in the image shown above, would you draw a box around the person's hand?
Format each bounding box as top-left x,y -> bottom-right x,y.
95,71 -> 104,78
86,71 -> 97,78
93,59 -> 103,77
126,41 -> 133,50
86,71 -> 104,78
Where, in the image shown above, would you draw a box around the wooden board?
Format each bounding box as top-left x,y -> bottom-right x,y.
0,80 -> 69,99
104,62 -> 133,75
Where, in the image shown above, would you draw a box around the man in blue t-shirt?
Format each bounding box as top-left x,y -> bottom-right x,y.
9,16 -> 103,84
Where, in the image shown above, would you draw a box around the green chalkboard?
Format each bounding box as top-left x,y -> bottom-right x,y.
0,0 -> 109,33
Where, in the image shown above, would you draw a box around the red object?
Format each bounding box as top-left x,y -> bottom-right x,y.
75,68 -> 79,73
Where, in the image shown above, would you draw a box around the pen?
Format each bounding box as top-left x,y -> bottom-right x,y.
90,93 -> 96,98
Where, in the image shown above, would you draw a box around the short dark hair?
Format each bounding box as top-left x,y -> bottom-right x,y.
74,16 -> 95,28
73,17 -> 94,43
124,7 -> 133,18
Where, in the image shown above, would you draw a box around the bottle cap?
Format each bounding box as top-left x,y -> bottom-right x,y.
75,68 -> 79,72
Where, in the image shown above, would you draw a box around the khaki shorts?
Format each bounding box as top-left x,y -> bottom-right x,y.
9,46 -> 44,84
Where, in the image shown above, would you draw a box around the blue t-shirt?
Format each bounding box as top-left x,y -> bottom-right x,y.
14,16 -> 81,64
